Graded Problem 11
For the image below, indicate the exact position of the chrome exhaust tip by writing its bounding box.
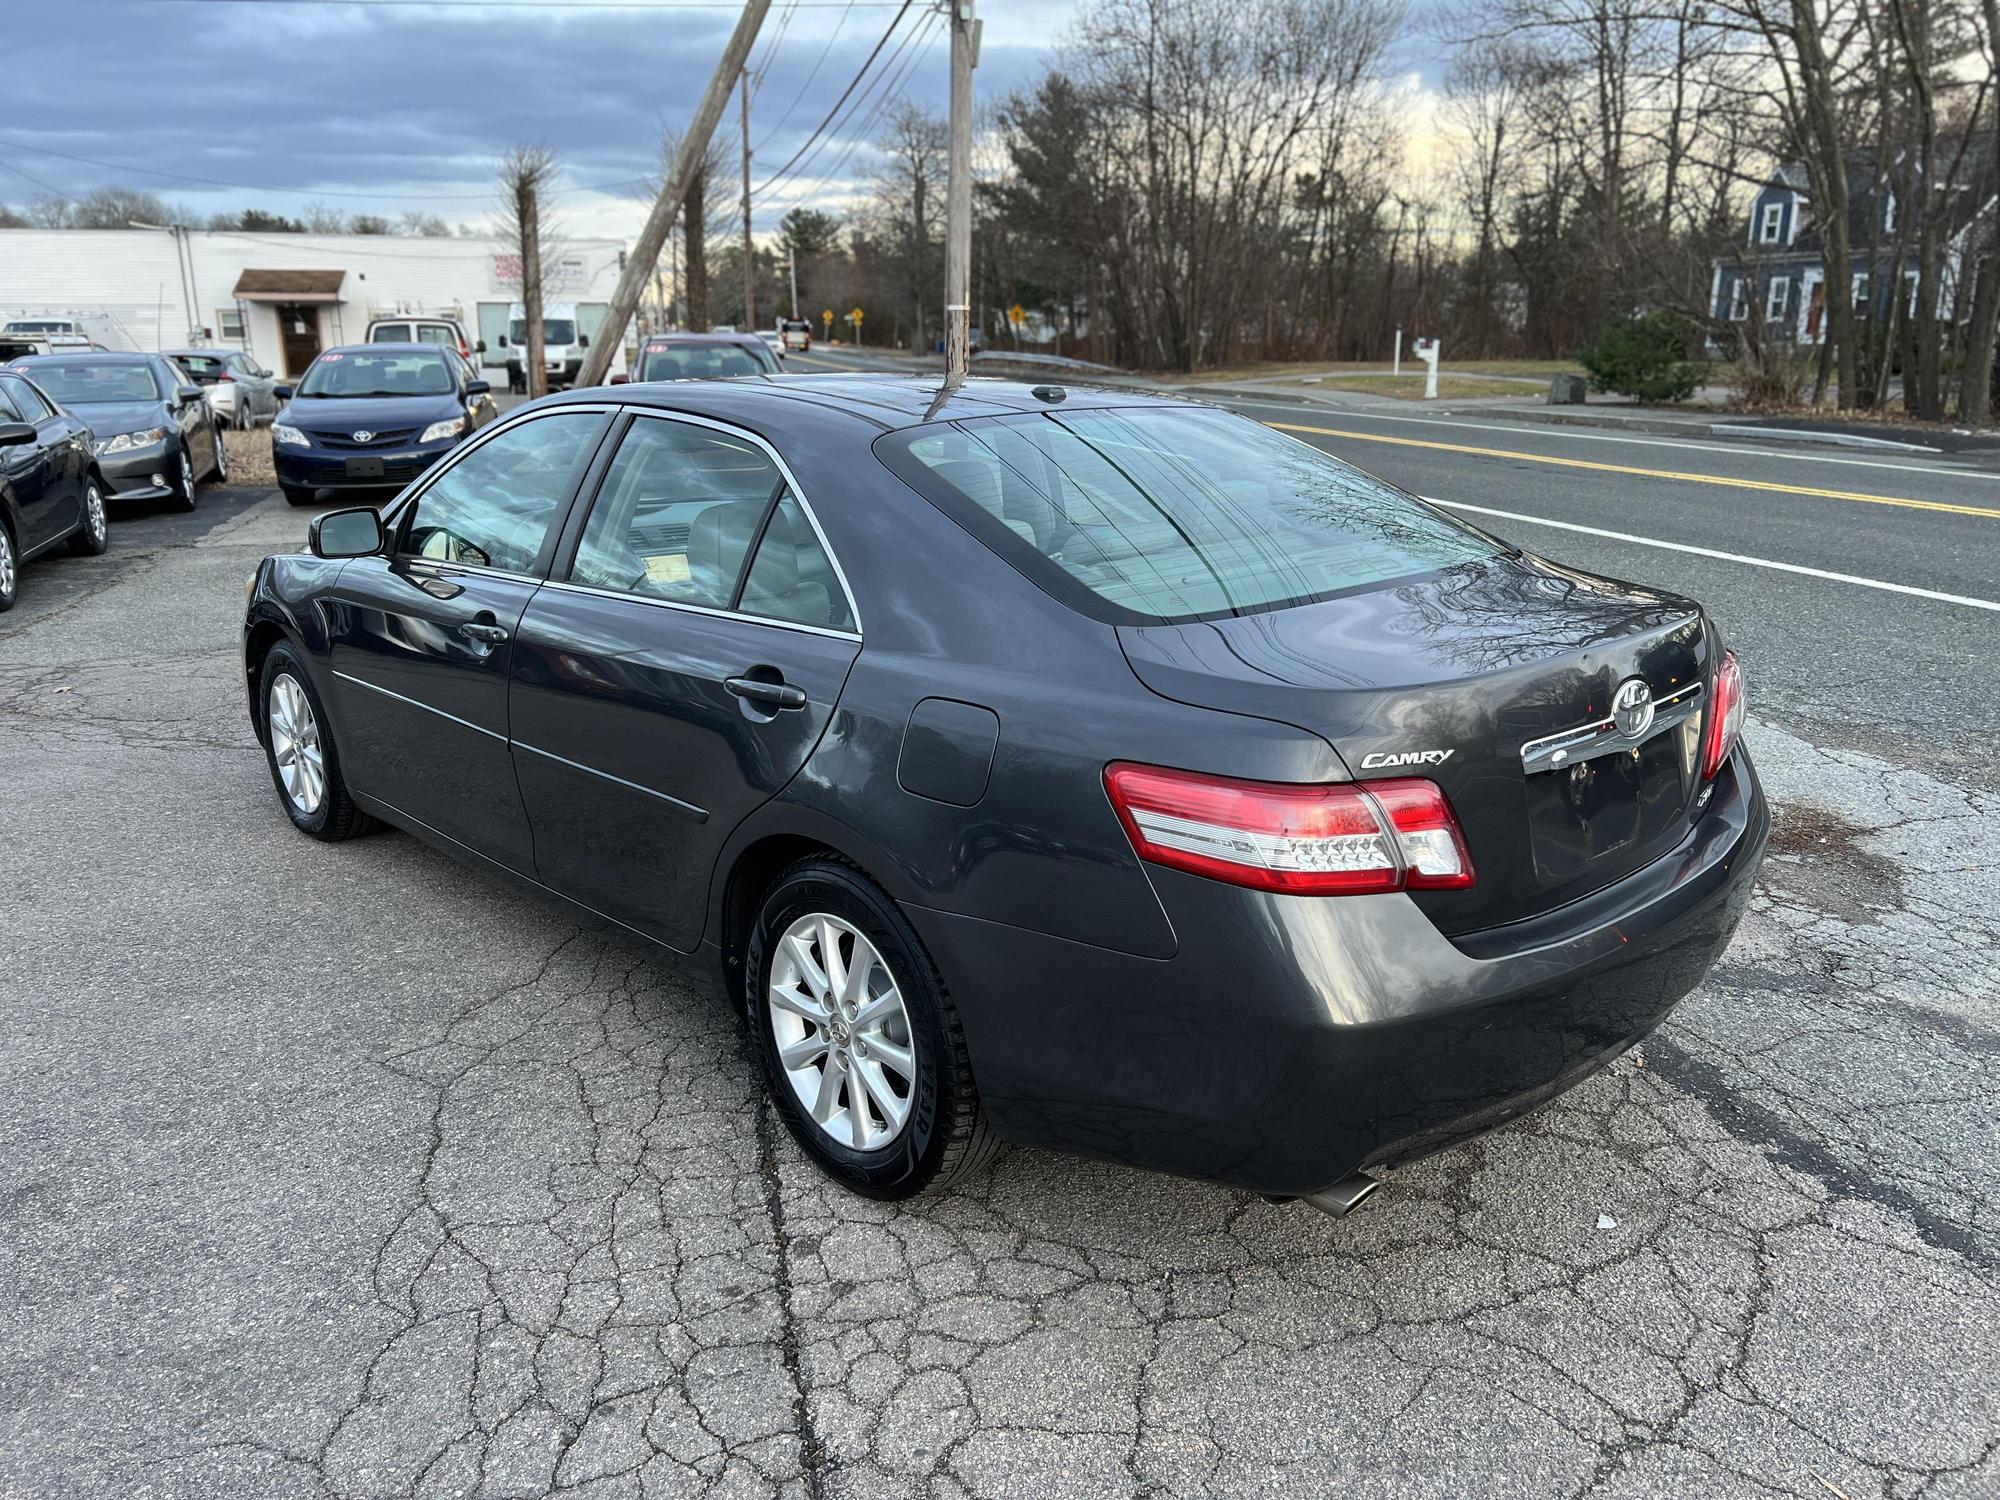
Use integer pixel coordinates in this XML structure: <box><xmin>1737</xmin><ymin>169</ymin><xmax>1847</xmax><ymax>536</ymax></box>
<box><xmin>1300</xmin><ymin>1172</ymin><xmax>1382</xmax><ymax>1218</ymax></box>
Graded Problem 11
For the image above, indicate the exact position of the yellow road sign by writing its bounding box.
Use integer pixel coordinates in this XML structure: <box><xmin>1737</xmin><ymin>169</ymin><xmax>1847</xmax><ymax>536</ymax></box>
<box><xmin>1007</xmin><ymin>303</ymin><xmax>1026</xmax><ymax>325</ymax></box>
<box><xmin>850</xmin><ymin>306</ymin><xmax>865</xmax><ymax>323</ymax></box>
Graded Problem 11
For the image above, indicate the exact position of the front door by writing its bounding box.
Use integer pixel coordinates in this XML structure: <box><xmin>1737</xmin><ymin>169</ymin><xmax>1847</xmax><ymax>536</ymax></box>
<box><xmin>0</xmin><ymin>372</ymin><xmax>86</xmax><ymax>549</ymax></box>
<box><xmin>323</xmin><ymin>407</ymin><xmax>609</xmax><ymax>870</ymax></box>
<box><xmin>509</xmin><ymin>413</ymin><xmax>861</xmax><ymax>949</ymax></box>
<box><xmin>279</xmin><ymin>304</ymin><xmax>323</xmax><ymax>377</ymax></box>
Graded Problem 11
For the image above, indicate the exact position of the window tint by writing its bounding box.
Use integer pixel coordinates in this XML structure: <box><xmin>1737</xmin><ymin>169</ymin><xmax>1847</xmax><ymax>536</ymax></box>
<box><xmin>884</xmin><ymin>406</ymin><xmax>1501</xmax><ymax>625</ymax></box>
<box><xmin>739</xmin><ymin>492</ymin><xmax>853</xmax><ymax>630</ymax></box>
<box><xmin>570</xmin><ymin>417</ymin><xmax>780</xmax><ymax>607</ymax></box>
<box><xmin>370</xmin><ymin>324</ymin><xmax>413</xmax><ymax>342</ymax></box>
<box><xmin>637</xmin><ymin>345</ymin><xmax>766</xmax><ymax>381</ymax></box>
<box><xmin>402</xmin><ymin>412</ymin><xmax>599</xmax><ymax>572</ymax></box>
<box><xmin>178</xmin><ymin>353</ymin><xmax>227</xmax><ymax>379</ymax></box>
<box><xmin>2</xmin><ymin>375</ymin><xmax>50</xmax><ymax>420</ymax></box>
<box><xmin>0</xmin><ymin>378</ymin><xmax>23</xmax><ymax>421</ymax></box>
<box><xmin>419</xmin><ymin>324</ymin><xmax>458</xmax><ymax>347</ymax></box>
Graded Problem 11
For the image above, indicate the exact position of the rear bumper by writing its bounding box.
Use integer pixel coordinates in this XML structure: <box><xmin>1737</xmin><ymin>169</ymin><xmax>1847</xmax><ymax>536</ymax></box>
<box><xmin>907</xmin><ymin>748</ymin><xmax>1769</xmax><ymax>1197</ymax></box>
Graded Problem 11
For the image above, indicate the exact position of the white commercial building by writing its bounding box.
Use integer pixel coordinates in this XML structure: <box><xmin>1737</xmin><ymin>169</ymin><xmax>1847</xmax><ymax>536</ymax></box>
<box><xmin>0</xmin><ymin>228</ymin><xmax>629</xmax><ymax>377</ymax></box>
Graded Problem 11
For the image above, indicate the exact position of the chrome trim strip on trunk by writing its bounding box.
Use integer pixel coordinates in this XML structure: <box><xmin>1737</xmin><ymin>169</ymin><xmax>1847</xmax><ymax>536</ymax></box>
<box><xmin>1518</xmin><ymin>680</ymin><xmax>1705</xmax><ymax>775</ymax></box>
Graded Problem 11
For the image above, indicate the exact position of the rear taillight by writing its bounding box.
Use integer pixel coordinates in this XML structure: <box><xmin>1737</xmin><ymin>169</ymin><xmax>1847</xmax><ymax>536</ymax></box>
<box><xmin>1103</xmin><ymin>762</ymin><xmax>1474</xmax><ymax>896</ymax></box>
<box><xmin>1700</xmin><ymin>650</ymin><xmax>1745</xmax><ymax>780</ymax></box>
<box><xmin>218</xmin><ymin>370</ymin><xmax>234</xmax><ymax>382</ymax></box>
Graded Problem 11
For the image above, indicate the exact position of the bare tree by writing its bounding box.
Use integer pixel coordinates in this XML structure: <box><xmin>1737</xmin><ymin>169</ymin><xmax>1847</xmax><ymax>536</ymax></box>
<box><xmin>494</xmin><ymin>145</ymin><xmax>561</xmax><ymax>397</ymax></box>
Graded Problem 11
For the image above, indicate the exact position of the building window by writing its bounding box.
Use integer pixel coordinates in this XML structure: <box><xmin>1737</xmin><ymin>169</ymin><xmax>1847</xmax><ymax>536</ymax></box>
<box><xmin>1759</xmin><ymin>201</ymin><xmax>1785</xmax><ymax>244</ymax></box>
<box><xmin>1906</xmin><ymin>270</ymin><xmax>1920</xmax><ymax>316</ymax></box>
<box><xmin>1728</xmin><ymin>278</ymin><xmax>1748</xmax><ymax>321</ymax></box>
<box><xmin>1884</xmin><ymin>192</ymin><xmax>1898</xmax><ymax>235</ymax></box>
<box><xmin>1852</xmin><ymin>272</ymin><xmax>1871</xmax><ymax>310</ymax></box>
<box><xmin>216</xmin><ymin>307</ymin><xmax>244</xmax><ymax>341</ymax></box>
<box><xmin>1765</xmin><ymin>276</ymin><xmax>1790</xmax><ymax>322</ymax></box>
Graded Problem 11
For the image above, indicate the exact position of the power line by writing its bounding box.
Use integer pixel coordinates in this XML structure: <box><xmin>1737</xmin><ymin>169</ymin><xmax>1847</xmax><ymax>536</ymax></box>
<box><xmin>87</xmin><ymin>0</ymin><xmax>895</xmax><ymax>9</ymax></box>
<box><xmin>750</xmin><ymin>0</ymin><xmax>914</xmax><ymax>191</ymax></box>
<box><xmin>750</xmin><ymin>0</ymin><xmax>925</xmax><ymax>205</ymax></box>
<box><xmin>752</xmin><ymin>0</ymin><xmax>855</xmax><ymax>151</ymax></box>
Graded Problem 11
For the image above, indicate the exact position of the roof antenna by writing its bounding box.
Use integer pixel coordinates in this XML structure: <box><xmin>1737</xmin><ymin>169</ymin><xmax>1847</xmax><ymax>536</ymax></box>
<box><xmin>1030</xmin><ymin>385</ymin><xmax>1066</xmax><ymax>403</ymax></box>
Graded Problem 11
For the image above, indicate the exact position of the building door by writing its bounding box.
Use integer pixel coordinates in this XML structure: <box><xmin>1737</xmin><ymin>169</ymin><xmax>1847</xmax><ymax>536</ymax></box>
<box><xmin>278</xmin><ymin>304</ymin><xmax>322</xmax><ymax>376</ymax></box>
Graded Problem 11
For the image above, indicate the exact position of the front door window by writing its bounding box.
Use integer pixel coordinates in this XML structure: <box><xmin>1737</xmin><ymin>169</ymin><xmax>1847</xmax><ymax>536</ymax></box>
<box><xmin>402</xmin><ymin>412</ymin><xmax>601</xmax><ymax>573</ymax></box>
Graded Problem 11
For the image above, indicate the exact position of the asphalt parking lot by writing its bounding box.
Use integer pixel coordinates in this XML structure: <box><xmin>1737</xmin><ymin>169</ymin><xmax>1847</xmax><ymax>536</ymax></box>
<box><xmin>2</xmin><ymin>423</ymin><xmax>1996</xmax><ymax>1497</ymax></box>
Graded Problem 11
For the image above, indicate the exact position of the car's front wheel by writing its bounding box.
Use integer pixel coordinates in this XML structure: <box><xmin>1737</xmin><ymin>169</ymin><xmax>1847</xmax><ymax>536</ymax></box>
<box><xmin>0</xmin><ymin>524</ymin><xmax>17</xmax><ymax>612</ymax></box>
<box><xmin>260</xmin><ymin>643</ymin><xmax>373</xmax><ymax>840</ymax></box>
<box><xmin>210</xmin><ymin>425</ymin><xmax>228</xmax><ymax>483</ymax></box>
<box><xmin>749</xmin><ymin>857</ymin><xmax>997</xmax><ymax>1198</ymax></box>
<box><xmin>69</xmin><ymin>481</ymin><xmax>108</xmax><ymax>555</ymax></box>
<box><xmin>281</xmin><ymin>483</ymin><xmax>318</xmax><ymax>507</ymax></box>
<box><xmin>171</xmin><ymin>445</ymin><xmax>198</xmax><ymax>511</ymax></box>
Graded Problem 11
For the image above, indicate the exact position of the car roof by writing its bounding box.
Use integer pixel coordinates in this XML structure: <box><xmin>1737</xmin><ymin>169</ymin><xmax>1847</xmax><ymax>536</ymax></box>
<box><xmin>546</xmin><ymin>373</ymin><xmax>1186</xmax><ymax>434</ymax></box>
<box><xmin>13</xmin><ymin>350</ymin><xmax>153</xmax><ymax>364</ymax></box>
<box><xmin>644</xmin><ymin>332</ymin><xmax>763</xmax><ymax>346</ymax></box>
<box><xmin>164</xmin><ymin>348</ymin><xmax>240</xmax><ymax>357</ymax></box>
<box><xmin>320</xmin><ymin>342</ymin><xmax>449</xmax><ymax>354</ymax></box>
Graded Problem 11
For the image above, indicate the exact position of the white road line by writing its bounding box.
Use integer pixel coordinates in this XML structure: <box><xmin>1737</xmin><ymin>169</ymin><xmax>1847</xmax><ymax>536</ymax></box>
<box><xmin>1424</xmin><ymin>498</ymin><xmax>2000</xmax><ymax>613</ymax></box>
<box><xmin>1209</xmin><ymin>394</ymin><xmax>2000</xmax><ymax>484</ymax></box>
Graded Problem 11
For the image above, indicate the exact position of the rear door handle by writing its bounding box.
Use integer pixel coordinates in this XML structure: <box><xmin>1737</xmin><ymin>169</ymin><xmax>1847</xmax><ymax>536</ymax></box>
<box><xmin>458</xmin><ymin>621</ymin><xmax>510</xmax><ymax>644</ymax></box>
<box><xmin>725</xmin><ymin>675</ymin><xmax>808</xmax><ymax>710</ymax></box>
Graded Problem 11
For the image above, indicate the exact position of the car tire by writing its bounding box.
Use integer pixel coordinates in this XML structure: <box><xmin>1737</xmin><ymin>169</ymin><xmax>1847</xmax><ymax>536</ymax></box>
<box><xmin>172</xmin><ymin>444</ymin><xmax>198</xmax><ymax>511</ymax></box>
<box><xmin>68</xmin><ymin>480</ymin><xmax>109</xmax><ymax>556</ymax></box>
<box><xmin>259</xmin><ymin>642</ymin><xmax>373</xmax><ymax>841</ymax></box>
<box><xmin>281</xmin><ymin>483</ymin><xmax>318</xmax><ymax>507</ymax></box>
<box><xmin>210</xmin><ymin>425</ymin><xmax>228</xmax><ymax>484</ymax></box>
<box><xmin>0</xmin><ymin>523</ymin><xmax>17</xmax><ymax>612</ymax></box>
<box><xmin>748</xmin><ymin>856</ymin><xmax>998</xmax><ymax>1199</ymax></box>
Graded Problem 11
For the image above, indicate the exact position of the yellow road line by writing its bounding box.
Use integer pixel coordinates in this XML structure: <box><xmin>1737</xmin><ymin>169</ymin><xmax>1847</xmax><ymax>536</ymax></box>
<box><xmin>1267</xmin><ymin>421</ymin><xmax>2000</xmax><ymax>520</ymax></box>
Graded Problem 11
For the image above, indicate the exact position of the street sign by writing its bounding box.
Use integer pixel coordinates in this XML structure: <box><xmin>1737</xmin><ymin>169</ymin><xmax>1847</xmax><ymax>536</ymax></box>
<box><xmin>849</xmin><ymin>306</ymin><xmax>865</xmax><ymax>325</ymax></box>
<box><xmin>1007</xmin><ymin>303</ymin><xmax>1026</xmax><ymax>326</ymax></box>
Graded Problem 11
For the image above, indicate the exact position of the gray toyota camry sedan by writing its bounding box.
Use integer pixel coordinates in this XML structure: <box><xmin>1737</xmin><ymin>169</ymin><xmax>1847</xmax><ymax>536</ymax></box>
<box><xmin>242</xmin><ymin>377</ymin><xmax>1767</xmax><ymax>1214</ymax></box>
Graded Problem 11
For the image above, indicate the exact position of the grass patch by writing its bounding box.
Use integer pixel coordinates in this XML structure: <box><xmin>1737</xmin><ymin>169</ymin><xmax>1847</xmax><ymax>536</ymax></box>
<box><xmin>1158</xmin><ymin>358</ymin><xmax>1585</xmax><ymax>385</ymax></box>
<box><xmin>1317</xmin><ymin>374</ymin><xmax>1548</xmax><ymax>401</ymax></box>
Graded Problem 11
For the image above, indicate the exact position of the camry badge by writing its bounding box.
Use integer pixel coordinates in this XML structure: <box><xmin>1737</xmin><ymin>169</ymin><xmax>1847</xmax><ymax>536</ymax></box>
<box><xmin>1360</xmin><ymin>749</ymin><xmax>1454</xmax><ymax>770</ymax></box>
<box><xmin>1612</xmin><ymin>678</ymin><xmax>1655</xmax><ymax>739</ymax></box>
<box><xmin>351</xmin><ymin>430</ymin><xmax>374</xmax><ymax>443</ymax></box>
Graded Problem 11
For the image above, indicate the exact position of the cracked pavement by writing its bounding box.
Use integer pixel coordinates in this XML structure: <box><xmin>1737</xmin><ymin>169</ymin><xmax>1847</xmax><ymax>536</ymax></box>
<box><xmin>1</xmin><ymin>489</ymin><xmax>1995</xmax><ymax>1499</ymax></box>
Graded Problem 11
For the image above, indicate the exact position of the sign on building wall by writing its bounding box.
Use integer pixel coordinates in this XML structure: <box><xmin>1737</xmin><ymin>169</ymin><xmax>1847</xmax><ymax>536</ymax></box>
<box><xmin>489</xmin><ymin>253</ymin><xmax>588</xmax><ymax>294</ymax></box>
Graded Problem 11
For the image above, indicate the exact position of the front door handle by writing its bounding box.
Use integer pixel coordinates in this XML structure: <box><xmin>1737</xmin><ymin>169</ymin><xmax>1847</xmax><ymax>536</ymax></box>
<box><xmin>458</xmin><ymin>621</ymin><xmax>509</xmax><ymax>644</ymax></box>
<box><xmin>725</xmin><ymin>675</ymin><xmax>808</xmax><ymax>710</ymax></box>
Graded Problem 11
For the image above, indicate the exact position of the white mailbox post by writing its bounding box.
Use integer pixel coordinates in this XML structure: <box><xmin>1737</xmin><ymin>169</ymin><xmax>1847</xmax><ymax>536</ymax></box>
<box><xmin>1412</xmin><ymin>336</ymin><xmax>1440</xmax><ymax>399</ymax></box>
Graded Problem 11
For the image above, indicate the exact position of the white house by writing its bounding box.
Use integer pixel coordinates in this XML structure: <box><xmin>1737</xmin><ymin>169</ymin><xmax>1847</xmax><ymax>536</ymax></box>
<box><xmin>0</xmin><ymin>228</ymin><xmax>628</xmax><ymax>377</ymax></box>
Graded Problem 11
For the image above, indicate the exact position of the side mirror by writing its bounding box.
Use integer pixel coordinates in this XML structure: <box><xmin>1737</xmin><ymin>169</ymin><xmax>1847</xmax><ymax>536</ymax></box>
<box><xmin>474</xmin><ymin>339</ymin><xmax>487</xmax><ymax>353</ymax></box>
<box><xmin>578</xmin><ymin>333</ymin><xmax>591</xmax><ymax>349</ymax></box>
<box><xmin>0</xmin><ymin>421</ymin><xmax>36</xmax><ymax>447</ymax></box>
<box><xmin>465</xmin><ymin>378</ymin><xmax>491</xmax><ymax>396</ymax></box>
<box><xmin>177</xmin><ymin>384</ymin><xmax>204</xmax><ymax>401</ymax></box>
<box><xmin>309</xmin><ymin>506</ymin><xmax>386</xmax><ymax>559</ymax></box>
<box><xmin>273</xmin><ymin>384</ymin><xmax>293</xmax><ymax>400</ymax></box>
<box><xmin>609</xmin><ymin>372</ymin><xmax>629</xmax><ymax>385</ymax></box>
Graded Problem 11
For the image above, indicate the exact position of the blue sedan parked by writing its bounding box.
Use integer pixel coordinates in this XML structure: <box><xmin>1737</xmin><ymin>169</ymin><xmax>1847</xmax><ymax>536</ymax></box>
<box><xmin>271</xmin><ymin>343</ymin><xmax>497</xmax><ymax>506</ymax></box>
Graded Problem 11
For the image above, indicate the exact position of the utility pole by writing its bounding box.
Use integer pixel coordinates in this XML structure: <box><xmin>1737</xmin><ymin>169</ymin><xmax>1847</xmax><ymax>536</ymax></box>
<box><xmin>575</xmin><ymin>0</ymin><xmax>770</xmax><ymax>387</ymax></box>
<box><xmin>741</xmin><ymin>70</ymin><xmax>755</xmax><ymax>331</ymax></box>
<box><xmin>789</xmin><ymin>243</ymin><xmax>799</xmax><ymax>320</ymax></box>
<box><xmin>943</xmin><ymin>0</ymin><xmax>977</xmax><ymax>380</ymax></box>
<box><xmin>522</xmin><ymin>195</ymin><xmax>545</xmax><ymax>398</ymax></box>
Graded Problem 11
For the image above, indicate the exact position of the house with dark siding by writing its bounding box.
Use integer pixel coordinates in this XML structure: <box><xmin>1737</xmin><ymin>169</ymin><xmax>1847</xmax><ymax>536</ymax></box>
<box><xmin>1708</xmin><ymin>151</ymin><xmax>1996</xmax><ymax>351</ymax></box>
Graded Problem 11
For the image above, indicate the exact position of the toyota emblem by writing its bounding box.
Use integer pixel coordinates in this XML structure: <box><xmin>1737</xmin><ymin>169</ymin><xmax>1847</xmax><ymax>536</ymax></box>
<box><xmin>351</xmin><ymin>430</ymin><xmax>374</xmax><ymax>443</ymax></box>
<box><xmin>1612</xmin><ymin>678</ymin><xmax>1655</xmax><ymax>739</ymax></box>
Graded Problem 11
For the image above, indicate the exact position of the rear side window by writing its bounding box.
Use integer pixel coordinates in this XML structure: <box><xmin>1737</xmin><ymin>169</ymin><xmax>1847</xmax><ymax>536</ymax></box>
<box><xmin>370</xmin><ymin>324</ymin><xmax>412</xmax><ymax>342</ymax></box>
<box><xmin>419</xmin><ymin>324</ymin><xmax>458</xmax><ymax>347</ymax></box>
<box><xmin>570</xmin><ymin>417</ymin><xmax>854</xmax><ymax>630</ymax></box>
<box><xmin>879</xmin><ymin>407</ymin><xmax>1501</xmax><ymax>624</ymax></box>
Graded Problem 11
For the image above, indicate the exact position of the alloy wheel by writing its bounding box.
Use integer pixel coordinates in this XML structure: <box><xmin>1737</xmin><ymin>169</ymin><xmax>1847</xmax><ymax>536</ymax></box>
<box><xmin>0</xmin><ymin>527</ymin><xmax>15</xmax><ymax>601</ymax></box>
<box><xmin>212</xmin><ymin>428</ymin><xmax>227</xmax><ymax>481</ymax></box>
<box><xmin>768</xmin><ymin>913</ymin><xmax>917</xmax><ymax>1151</ymax></box>
<box><xmin>267</xmin><ymin>672</ymin><xmax>326</xmax><ymax>815</ymax></box>
<box><xmin>179</xmin><ymin>449</ymin><xmax>195</xmax><ymax>499</ymax></box>
<box><xmin>84</xmin><ymin>485</ymin><xmax>106</xmax><ymax>546</ymax></box>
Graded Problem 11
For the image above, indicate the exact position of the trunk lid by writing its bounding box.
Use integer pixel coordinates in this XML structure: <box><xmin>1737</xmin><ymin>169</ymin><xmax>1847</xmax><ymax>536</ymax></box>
<box><xmin>1117</xmin><ymin>554</ymin><xmax>1716</xmax><ymax>934</ymax></box>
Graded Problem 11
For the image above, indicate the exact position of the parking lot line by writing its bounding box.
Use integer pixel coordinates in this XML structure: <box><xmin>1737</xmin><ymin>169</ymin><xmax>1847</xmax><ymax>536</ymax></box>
<box><xmin>1427</xmin><ymin>497</ymin><xmax>2000</xmax><ymax>612</ymax></box>
<box><xmin>1267</xmin><ymin>421</ymin><xmax>2000</xmax><ymax>519</ymax></box>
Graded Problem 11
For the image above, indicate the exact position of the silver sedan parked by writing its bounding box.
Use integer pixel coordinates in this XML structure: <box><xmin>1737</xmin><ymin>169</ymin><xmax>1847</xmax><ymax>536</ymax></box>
<box><xmin>166</xmin><ymin>348</ymin><xmax>281</xmax><ymax>429</ymax></box>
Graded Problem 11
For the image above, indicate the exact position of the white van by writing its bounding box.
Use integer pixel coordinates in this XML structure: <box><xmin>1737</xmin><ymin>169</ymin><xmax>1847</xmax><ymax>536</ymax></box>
<box><xmin>500</xmin><ymin>303</ymin><xmax>621</xmax><ymax>390</ymax></box>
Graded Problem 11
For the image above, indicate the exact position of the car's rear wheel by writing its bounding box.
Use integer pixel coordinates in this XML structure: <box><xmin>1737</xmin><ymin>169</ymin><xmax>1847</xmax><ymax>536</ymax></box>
<box><xmin>260</xmin><ymin>643</ymin><xmax>372</xmax><ymax>840</ymax></box>
<box><xmin>0</xmin><ymin>524</ymin><xmax>17</xmax><ymax>612</ymax></box>
<box><xmin>749</xmin><ymin>857</ymin><xmax>996</xmax><ymax>1198</ymax></box>
<box><xmin>172</xmin><ymin>446</ymin><xmax>197</xmax><ymax>511</ymax></box>
<box><xmin>68</xmin><ymin>481</ymin><xmax>108</xmax><ymax>556</ymax></box>
<box><xmin>210</xmin><ymin>426</ymin><xmax>228</xmax><ymax>483</ymax></box>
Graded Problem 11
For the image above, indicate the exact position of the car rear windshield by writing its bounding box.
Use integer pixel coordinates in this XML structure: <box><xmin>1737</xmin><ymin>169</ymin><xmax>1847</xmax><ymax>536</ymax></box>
<box><xmin>18</xmin><ymin>361</ymin><xmax>164</xmax><ymax>402</ymax></box>
<box><xmin>878</xmin><ymin>406</ymin><xmax>1503</xmax><ymax>625</ymax></box>
<box><xmin>297</xmin><ymin>349</ymin><xmax>453</xmax><ymax>397</ymax></box>
<box><xmin>638</xmin><ymin>345</ymin><xmax>766</xmax><ymax>380</ymax></box>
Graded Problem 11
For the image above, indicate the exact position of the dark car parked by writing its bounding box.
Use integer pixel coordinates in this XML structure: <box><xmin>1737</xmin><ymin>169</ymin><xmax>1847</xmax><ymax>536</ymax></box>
<box><xmin>0</xmin><ymin>367</ymin><xmax>108</xmax><ymax>611</ymax></box>
<box><xmin>240</xmin><ymin>377</ymin><xmax>1766</xmax><ymax>1213</ymax></box>
<box><xmin>7</xmin><ymin>352</ymin><xmax>225</xmax><ymax>510</ymax></box>
<box><xmin>614</xmin><ymin>332</ymin><xmax>780</xmax><ymax>385</ymax></box>
<box><xmin>270</xmin><ymin>342</ymin><xmax>496</xmax><ymax>507</ymax></box>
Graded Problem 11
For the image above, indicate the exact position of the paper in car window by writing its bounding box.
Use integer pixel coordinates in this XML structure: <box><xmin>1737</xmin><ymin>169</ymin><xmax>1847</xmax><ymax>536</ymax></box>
<box><xmin>643</xmin><ymin>553</ymin><xmax>691</xmax><ymax>585</ymax></box>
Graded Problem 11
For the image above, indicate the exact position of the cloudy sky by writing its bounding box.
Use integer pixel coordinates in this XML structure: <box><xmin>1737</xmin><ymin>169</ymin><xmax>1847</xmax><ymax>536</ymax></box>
<box><xmin>6</xmin><ymin>0</ymin><xmax>1446</xmax><ymax>242</ymax></box>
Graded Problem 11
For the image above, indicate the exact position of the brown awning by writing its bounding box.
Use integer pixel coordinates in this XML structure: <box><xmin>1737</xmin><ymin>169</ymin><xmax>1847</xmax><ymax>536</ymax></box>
<box><xmin>231</xmin><ymin>268</ymin><xmax>346</xmax><ymax>303</ymax></box>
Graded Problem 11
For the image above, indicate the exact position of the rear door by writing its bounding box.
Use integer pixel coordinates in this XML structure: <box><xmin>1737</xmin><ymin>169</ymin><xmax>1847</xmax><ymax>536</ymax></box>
<box><xmin>0</xmin><ymin>373</ymin><xmax>85</xmax><ymax>549</ymax></box>
<box><xmin>509</xmin><ymin>411</ymin><xmax>861</xmax><ymax>949</ymax></box>
<box><xmin>323</xmin><ymin>407</ymin><xmax>610</xmax><ymax>871</ymax></box>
